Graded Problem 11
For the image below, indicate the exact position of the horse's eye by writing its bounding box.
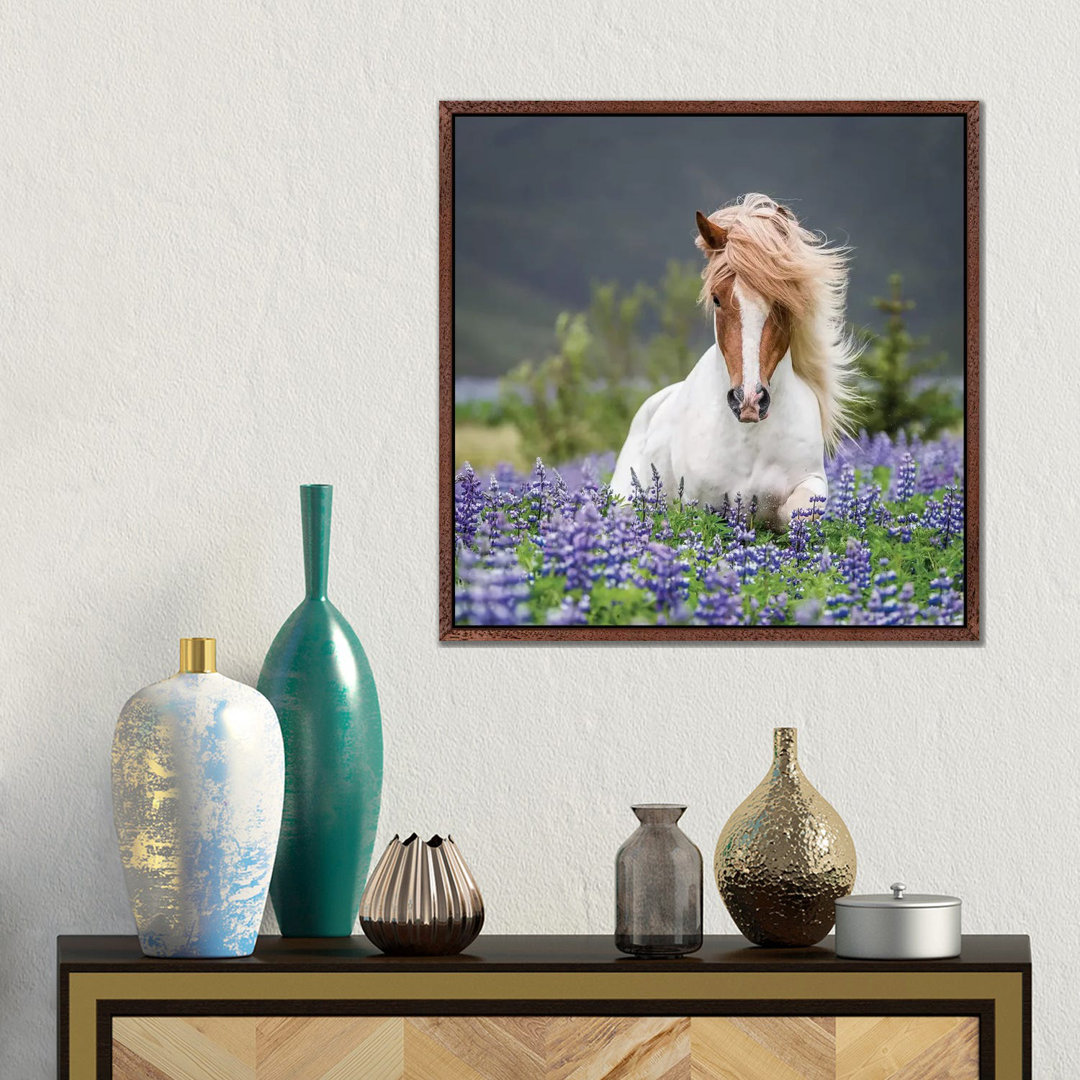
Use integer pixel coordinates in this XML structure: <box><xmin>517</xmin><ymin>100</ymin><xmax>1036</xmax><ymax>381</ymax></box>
<box><xmin>712</xmin><ymin>295</ymin><xmax>720</xmax><ymax>307</ymax></box>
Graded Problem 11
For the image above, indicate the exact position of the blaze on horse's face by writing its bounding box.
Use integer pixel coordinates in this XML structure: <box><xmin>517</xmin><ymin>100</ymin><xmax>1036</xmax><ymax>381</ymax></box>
<box><xmin>696</xmin><ymin>212</ymin><xmax>793</xmax><ymax>424</ymax></box>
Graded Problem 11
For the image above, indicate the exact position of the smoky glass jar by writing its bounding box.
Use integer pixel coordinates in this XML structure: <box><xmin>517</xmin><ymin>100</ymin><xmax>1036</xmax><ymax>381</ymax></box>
<box><xmin>615</xmin><ymin>804</ymin><xmax>703</xmax><ymax>958</ymax></box>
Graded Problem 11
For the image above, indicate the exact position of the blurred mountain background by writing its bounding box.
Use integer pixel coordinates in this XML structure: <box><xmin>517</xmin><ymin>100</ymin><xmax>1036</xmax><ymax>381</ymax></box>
<box><xmin>453</xmin><ymin>114</ymin><xmax>965</xmax><ymax>380</ymax></box>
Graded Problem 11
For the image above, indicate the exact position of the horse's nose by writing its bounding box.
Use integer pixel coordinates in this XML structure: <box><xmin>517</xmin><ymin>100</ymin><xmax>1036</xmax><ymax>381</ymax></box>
<box><xmin>732</xmin><ymin>384</ymin><xmax>768</xmax><ymax>423</ymax></box>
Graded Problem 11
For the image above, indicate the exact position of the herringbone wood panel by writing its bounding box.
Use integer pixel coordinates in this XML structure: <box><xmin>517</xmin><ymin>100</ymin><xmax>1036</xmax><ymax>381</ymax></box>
<box><xmin>402</xmin><ymin>1022</ymin><xmax>484</xmax><ymax>1080</ymax></box>
<box><xmin>891</xmin><ymin>1022</ymin><xmax>979</xmax><ymax>1079</ymax></box>
<box><xmin>256</xmin><ymin>1016</ymin><xmax>402</xmax><ymax>1080</ymax></box>
<box><xmin>406</xmin><ymin>1016</ymin><xmax>546</xmax><ymax>1080</ymax></box>
<box><xmin>113</xmin><ymin>1013</ymin><xmax>977</xmax><ymax>1079</ymax></box>
<box><xmin>727</xmin><ymin>1017</ymin><xmax>835</xmax><ymax>1080</ymax></box>
<box><xmin>548</xmin><ymin>1016</ymin><xmax>689</xmax><ymax>1080</ymax></box>
<box><xmin>836</xmin><ymin>1017</ymin><xmax>979</xmax><ymax>1080</ymax></box>
<box><xmin>692</xmin><ymin>1016</ymin><xmax>822</xmax><ymax>1080</ymax></box>
<box><xmin>113</xmin><ymin>1016</ymin><xmax>256</xmax><ymax>1080</ymax></box>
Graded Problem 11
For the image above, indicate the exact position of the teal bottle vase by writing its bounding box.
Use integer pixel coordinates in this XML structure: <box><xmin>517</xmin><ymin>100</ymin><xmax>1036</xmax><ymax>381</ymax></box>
<box><xmin>258</xmin><ymin>484</ymin><xmax>383</xmax><ymax>936</ymax></box>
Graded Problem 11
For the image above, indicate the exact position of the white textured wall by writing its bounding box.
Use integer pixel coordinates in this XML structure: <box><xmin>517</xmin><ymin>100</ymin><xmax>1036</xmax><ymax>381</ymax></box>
<box><xmin>1</xmin><ymin>0</ymin><xmax>1076</xmax><ymax>1075</ymax></box>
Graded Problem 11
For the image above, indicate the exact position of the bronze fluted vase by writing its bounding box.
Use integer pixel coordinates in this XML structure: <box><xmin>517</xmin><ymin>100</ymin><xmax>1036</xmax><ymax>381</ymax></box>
<box><xmin>715</xmin><ymin>728</ymin><xmax>856</xmax><ymax>947</ymax></box>
<box><xmin>358</xmin><ymin>834</ymin><xmax>484</xmax><ymax>956</ymax></box>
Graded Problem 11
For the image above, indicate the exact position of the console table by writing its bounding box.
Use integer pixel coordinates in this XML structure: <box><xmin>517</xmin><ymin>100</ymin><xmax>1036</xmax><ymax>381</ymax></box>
<box><xmin>58</xmin><ymin>934</ymin><xmax>1031</xmax><ymax>1079</ymax></box>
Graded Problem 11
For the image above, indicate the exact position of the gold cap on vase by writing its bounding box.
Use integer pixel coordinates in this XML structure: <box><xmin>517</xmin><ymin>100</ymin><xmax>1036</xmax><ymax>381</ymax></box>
<box><xmin>179</xmin><ymin>638</ymin><xmax>216</xmax><ymax>674</ymax></box>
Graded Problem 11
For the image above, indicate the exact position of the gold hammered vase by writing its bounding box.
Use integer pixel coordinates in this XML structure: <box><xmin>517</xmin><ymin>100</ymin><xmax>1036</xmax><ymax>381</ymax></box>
<box><xmin>715</xmin><ymin>728</ymin><xmax>856</xmax><ymax>947</ymax></box>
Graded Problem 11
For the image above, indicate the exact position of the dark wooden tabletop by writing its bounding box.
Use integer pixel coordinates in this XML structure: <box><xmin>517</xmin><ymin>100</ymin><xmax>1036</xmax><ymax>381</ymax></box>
<box><xmin>57</xmin><ymin>934</ymin><xmax>1031</xmax><ymax>973</ymax></box>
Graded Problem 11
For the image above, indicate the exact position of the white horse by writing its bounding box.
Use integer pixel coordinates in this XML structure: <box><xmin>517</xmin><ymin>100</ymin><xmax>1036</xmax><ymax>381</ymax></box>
<box><xmin>612</xmin><ymin>194</ymin><xmax>859</xmax><ymax>530</ymax></box>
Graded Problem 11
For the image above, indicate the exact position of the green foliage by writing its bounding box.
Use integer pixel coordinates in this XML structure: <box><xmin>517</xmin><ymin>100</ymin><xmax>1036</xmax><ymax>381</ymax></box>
<box><xmin>498</xmin><ymin>312</ymin><xmax>598</xmax><ymax>464</ymax></box>
<box><xmin>855</xmin><ymin>274</ymin><xmax>963</xmax><ymax>438</ymax></box>
<box><xmin>498</xmin><ymin>262</ymin><xmax>705</xmax><ymax>461</ymax></box>
<box><xmin>645</xmin><ymin>260</ymin><xmax>704</xmax><ymax>388</ymax></box>
<box><xmin>454</xmin><ymin>398</ymin><xmax>510</xmax><ymax>427</ymax></box>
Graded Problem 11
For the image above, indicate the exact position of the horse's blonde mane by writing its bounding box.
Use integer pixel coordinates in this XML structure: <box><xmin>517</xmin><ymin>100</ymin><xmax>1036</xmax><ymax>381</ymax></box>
<box><xmin>696</xmin><ymin>193</ymin><xmax>861</xmax><ymax>449</ymax></box>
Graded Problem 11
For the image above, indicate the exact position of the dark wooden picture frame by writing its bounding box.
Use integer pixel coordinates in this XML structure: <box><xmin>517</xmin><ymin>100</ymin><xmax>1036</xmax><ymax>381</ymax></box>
<box><xmin>439</xmin><ymin>100</ymin><xmax>980</xmax><ymax>642</ymax></box>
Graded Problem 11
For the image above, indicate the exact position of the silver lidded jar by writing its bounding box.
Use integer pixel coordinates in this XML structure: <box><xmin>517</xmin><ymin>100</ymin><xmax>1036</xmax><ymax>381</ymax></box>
<box><xmin>615</xmin><ymin>804</ymin><xmax>703</xmax><ymax>958</ymax></box>
<box><xmin>835</xmin><ymin>882</ymin><xmax>961</xmax><ymax>959</ymax></box>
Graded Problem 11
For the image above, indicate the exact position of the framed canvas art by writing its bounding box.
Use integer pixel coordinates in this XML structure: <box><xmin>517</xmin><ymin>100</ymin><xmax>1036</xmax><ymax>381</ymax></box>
<box><xmin>440</xmin><ymin>101</ymin><xmax>979</xmax><ymax>641</ymax></box>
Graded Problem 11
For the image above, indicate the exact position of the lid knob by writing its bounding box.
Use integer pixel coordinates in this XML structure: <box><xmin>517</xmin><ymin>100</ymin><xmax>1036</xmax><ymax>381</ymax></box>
<box><xmin>890</xmin><ymin>882</ymin><xmax>907</xmax><ymax>900</ymax></box>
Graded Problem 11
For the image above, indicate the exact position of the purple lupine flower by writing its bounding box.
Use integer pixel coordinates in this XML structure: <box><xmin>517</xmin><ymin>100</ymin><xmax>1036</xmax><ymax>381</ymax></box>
<box><xmin>483</xmin><ymin>474</ymin><xmax>507</xmax><ymax>518</ymax></box>
<box><xmin>634</xmin><ymin>541</ymin><xmax>690</xmax><ymax>622</ymax></box>
<box><xmin>861</xmin><ymin>569</ymin><xmax>920</xmax><ymax>625</ymax></box>
<box><xmin>921</xmin><ymin>484</ymin><xmax>964</xmax><ymax>548</ymax></box>
<box><xmin>678</xmin><ymin>529</ymin><xmax>714</xmax><ymax>582</ymax></box>
<box><xmin>455</xmin><ymin>548</ymin><xmax>531</xmax><ymax>625</ymax></box>
<box><xmin>758</xmin><ymin>542</ymin><xmax>783</xmax><ymax>573</ymax></box>
<box><xmin>553</xmin><ymin>452</ymin><xmax>616</xmax><ymax>494</ymax></box>
<box><xmin>542</xmin><ymin>501</ymin><xmax>604</xmax><ymax>592</ymax></box>
<box><xmin>549</xmin><ymin>470</ymin><xmax>571</xmax><ymax>517</ymax></box>
<box><xmin>726</xmin><ymin>523</ymin><xmax>760</xmax><ymax>587</ymax></box>
<box><xmin>653</xmin><ymin>520</ymin><xmax>677</xmax><ymax>544</ymax></box>
<box><xmin>914</xmin><ymin>435</ymin><xmax>963</xmax><ymax>494</ymax></box>
<box><xmin>694</xmin><ymin>565</ymin><xmax>742</xmax><ymax>625</ymax></box>
<box><xmin>757</xmin><ymin>593</ymin><xmax>790</xmax><ymax>626</ymax></box>
<box><xmin>839</xmin><ymin>538</ymin><xmax>872</xmax><ymax>592</ymax></box>
<box><xmin>525</xmin><ymin>458</ymin><xmax>553</xmax><ymax>531</ymax></box>
<box><xmin>887</xmin><ymin>512</ymin><xmax>920</xmax><ymax>543</ymax></box>
<box><xmin>941</xmin><ymin>485</ymin><xmax>964</xmax><ymax>547</ymax></box>
<box><xmin>600</xmin><ymin>505</ymin><xmax>652</xmax><ymax>587</ymax></box>
<box><xmin>894</xmin><ymin>452</ymin><xmax>918</xmax><ymax>501</ymax></box>
<box><xmin>647</xmin><ymin>464</ymin><xmax>667</xmax><ymax>516</ymax></box>
<box><xmin>821</xmin><ymin>589</ymin><xmax>859</xmax><ymax>623</ymax></box>
<box><xmin>787</xmin><ymin>509</ymin><xmax>814</xmax><ymax>563</ymax></box>
<box><xmin>488</xmin><ymin>510</ymin><xmax>520</xmax><ymax>552</ymax></box>
<box><xmin>719</xmin><ymin>492</ymin><xmax>754</xmax><ymax>529</ymax></box>
<box><xmin>595</xmin><ymin>481</ymin><xmax>616</xmax><ymax>517</ymax></box>
<box><xmin>488</xmin><ymin>461</ymin><xmax>521</xmax><ymax>487</ymax></box>
<box><xmin>472</xmin><ymin>520</ymin><xmax>492</xmax><ymax>557</ymax></box>
<box><xmin>547</xmin><ymin>594</ymin><xmax>591</xmax><ymax>625</ymax></box>
<box><xmin>454</xmin><ymin>463</ymin><xmax>483</xmax><ymax>547</ymax></box>
<box><xmin>842</xmin><ymin>481</ymin><xmax>883</xmax><ymax>530</ymax></box>
<box><xmin>922</xmin><ymin>571</ymin><xmax>964</xmax><ymax>624</ymax></box>
<box><xmin>828</xmin><ymin>431</ymin><xmax>961</xmax><ymax>497</ymax></box>
<box><xmin>628</xmin><ymin>467</ymin><xmax>647</xmax><ymax>523</ymax></box>
<box><xmin>829</xmin><ymin>465</ymin><xmax>857</xmax><ymax>521</ymax></box>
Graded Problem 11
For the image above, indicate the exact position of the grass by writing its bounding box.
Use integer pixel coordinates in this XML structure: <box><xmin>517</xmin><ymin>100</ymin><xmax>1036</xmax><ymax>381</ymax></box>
<box><xmin>454</xmin><ymin>423</ymin><xmax>530</xmax><ymax>473</ymax></box>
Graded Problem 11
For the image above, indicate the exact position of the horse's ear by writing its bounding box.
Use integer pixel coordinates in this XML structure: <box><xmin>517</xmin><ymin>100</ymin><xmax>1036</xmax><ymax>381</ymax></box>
<box><xmin>695</xmin><ymin>211</ymin><xmax>728</xmax><ymax>253</ymax></box>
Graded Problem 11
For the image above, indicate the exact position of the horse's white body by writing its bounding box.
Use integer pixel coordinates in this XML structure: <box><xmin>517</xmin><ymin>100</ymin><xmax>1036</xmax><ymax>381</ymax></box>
<box><xmin>611</xmin><ymin>344</ymin><xmax>827</xmax><ymax>529</ymax></box>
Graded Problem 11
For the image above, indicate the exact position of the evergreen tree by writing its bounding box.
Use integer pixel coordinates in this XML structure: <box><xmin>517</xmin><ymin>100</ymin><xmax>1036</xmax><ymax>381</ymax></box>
<box><xmin>856</xmin><ymin>274</ymin><xmax>962</xmax><ymax>438</ymax></box>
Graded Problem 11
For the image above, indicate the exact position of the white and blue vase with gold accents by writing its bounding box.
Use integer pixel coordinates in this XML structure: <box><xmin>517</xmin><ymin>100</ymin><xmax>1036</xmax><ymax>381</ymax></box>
<box><xmin>112</xmin><ymin>638</ymin><xmax>285</xmax><ymax>958</ymax></box>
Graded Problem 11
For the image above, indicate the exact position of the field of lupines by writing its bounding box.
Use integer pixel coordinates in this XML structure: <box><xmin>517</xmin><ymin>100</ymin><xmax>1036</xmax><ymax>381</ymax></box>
<box><xmin>454</xmin><ymin>431</ymin><xmax>964</xmax><ymax>627</ymax></box>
